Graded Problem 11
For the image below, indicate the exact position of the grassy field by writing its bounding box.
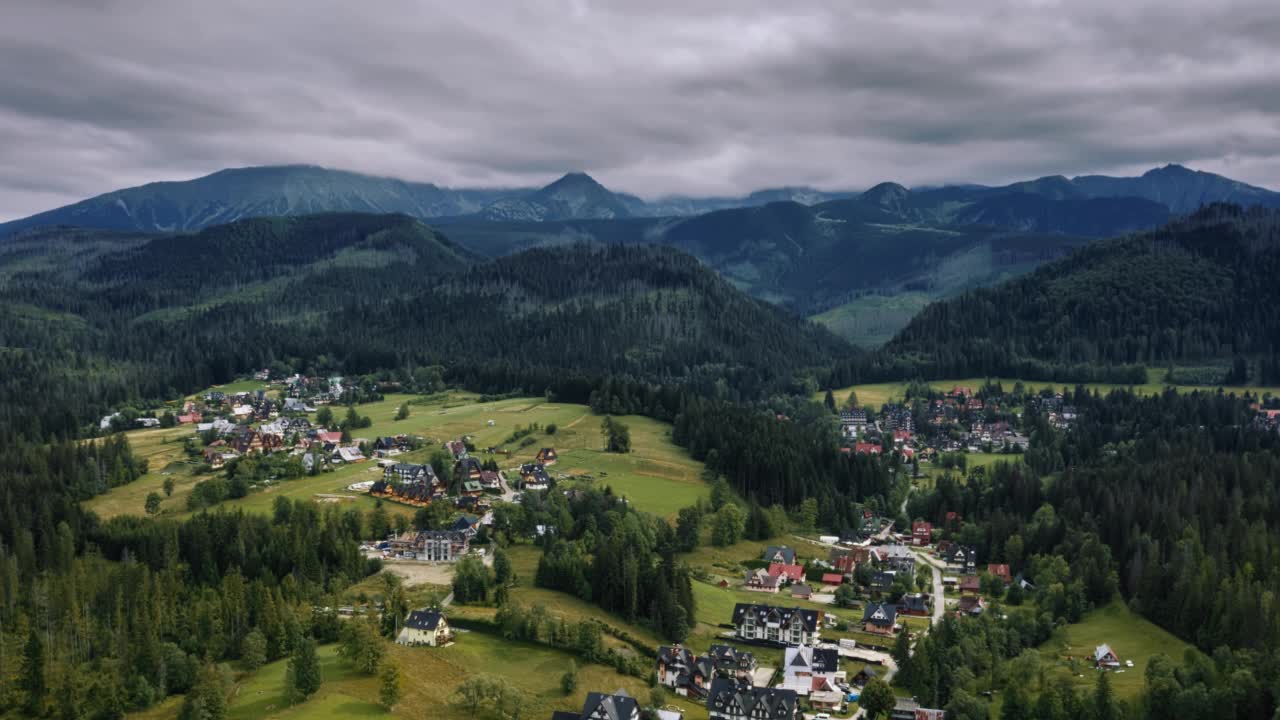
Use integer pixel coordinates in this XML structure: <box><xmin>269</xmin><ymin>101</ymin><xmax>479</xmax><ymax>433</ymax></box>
<box><xmin>810</xmin><ymin>293</ymin><xmax>934</xmax><ymax>348</ymax></box>
<box><xmin>1037</xmin><ymin>599</ymin><xmax>1198</xmax><ymax>700</ymax></box>
<box><xmin>130</xmin><ymin>630</ymin><xmax>708</xmax><ymax>720</ymax></box>
<box><xmin>820</xmin><ymin>375</ymin><xmax>1280</xmax><ymax>409</ymax></box>
<box><xmin>90</xmin><ymin>391</ymin><xmax>707</xmax><ymax>522</ymax></box>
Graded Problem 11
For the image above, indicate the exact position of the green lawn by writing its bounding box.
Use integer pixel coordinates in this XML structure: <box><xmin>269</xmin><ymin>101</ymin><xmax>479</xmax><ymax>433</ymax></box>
<box><xmin>1037</xmin><ymin>599</ymin><xmax>1199</xmax><ymax>699</ymax></box>
<box><xmin>91</xmin><ymin>391</ymin><xmax>707</xmax><ymax>522</ymax></box>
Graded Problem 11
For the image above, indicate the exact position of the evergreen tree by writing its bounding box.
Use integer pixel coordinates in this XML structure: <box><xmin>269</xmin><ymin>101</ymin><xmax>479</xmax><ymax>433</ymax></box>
<box><xmin>560</xmin><ymin>660</ymin><xmax>578</xmax><ymax>694</ymax></box>
<box><xmin>861</xmin><ymin>678</ymin><xmax>896</xmax><ymax>719</ymax></box>
<box><xmin>1092</xmin><ymin>670</ymin><xmax>1117</xmax><ymax>720</ymax></box>
<box><xmin>241</xmin><ymin>629</ymin><xmax>267</xmax><ymax>671</ymax></box>
<box><xmin>824</xmin><ymin>389</ymin><xmax>837</xmax><ymax>413</ymax></box>
<box><xmin>285</xmin><ymin>638</ymin><xmax>322</xmax><ymax>704</ymax></box>
<box><xmin>22</xmin><ymin>629</ymin><xmax>45</xmax><ymax>715</ymax></box>
<box><xmin>711</xmin><ymin>504</ymin><xmax>745</xmax><ymax>547</ymax></box>
<box><xmin>892</xmin><ymin>630</ymin><xmax>913</xmax><ymax>689</ymax></box>
<box><xmin>493</xmin><ymin>547</ymin><xmax>513</xmax><ymax>585</ymax></box>
<box><xmin>379</xmin><ymin>660</ymin><xmax>402</xmax><ymax>711</ymax></box>
<box><xmin>675</xmin><ymin>506</ymin><xmax>703</xmax><ymax>551</ymax></box>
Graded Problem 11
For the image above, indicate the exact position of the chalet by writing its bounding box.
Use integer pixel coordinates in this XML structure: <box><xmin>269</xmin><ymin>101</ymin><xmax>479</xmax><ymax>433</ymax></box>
<box><xmin>942</xmin><ymin>544</ymin><xmax>977</xmax><ymax>574</ymax></box>
<box><xmin>203</xmin><ymin>447</ymin><xmax>239</xmax><ymax>469</ymax></box>
<box><xmin>957</xmin><ymin>595</ymin><xmax>985</xmax><ymax>616</ymax></box>
<box><xmin>395</xmin><ymin>610</ymin><xmax>452</xmax><ymax>647</ymax></box>
<box><xmin>373</xmin><ymin>436</ymin><xmax>402</xmax><ymax>453</ymax></box>
<box><xmin>1094</xmin><ymin>644</ymin><xmax>1121</xmax><ymax>669</ymax></box>
<box><xmin>707</xmin><ymin>645</ymin><xmax>757</xmax><ymax>679</ymax></box>
<box><xmin>870</xmin><ymin>571</ymin><xmax>897</xmax><ymax>593</ymax></box>
<box><xmin>861</xmin><ymin>603</ymin><xmax>897</xmax><ymax>635</ymax></box>
<box><xmin>762</xmin><ymin>546</ymin><xmax>797</xmax><ymax>565</ymax></box>
<box><xmin>384</xmin><ymin>463</ymin><xmax>436</xmax><ymax>486</ymax></box>
<box><xmin>479</xmin><ymin>470</ymin><xmax>502</xmax><ymax>490</ymax></box>
<box><xmin>282</xmin><ymin>397</ymin><xmax>314</xmax><ymax>413</ymax></box>
<box><xmin>731</xmin><ymin>603</ymin><xmax>822</xmax><ymax>646</ymax></box>
<box><xmin>820</xmin><ymin>573</ymin><xmax>844</xmax><ymax>586</ymax></box>
<box><xmin>461</xmin><ymin>480</ymin><xmax>484</xmax><ymax>497</ymax></box>
<box><xmin>230</xmin><ymin>429</ymin><xmax>263</xmax><ymax>455</ymax></box>
<box><xmin>911</xmin><ymin>521</ymin><xmax>933</xmax><ymax>546</ymax></box>
<box><xmin>831</xmin><ymin>546</ymin><xmax>871</xmax><ymax>574</ymax></box>
<box><xmin>450</xmin><ymin>514</ymin><xmax>482</xmax><ymax>537</ymax></box>
<box><xmin>789</xmin><ymin>584</ymin><xmax>813</xmax><ymax>600</ymax></box>
<box><xmin>897</xmin><ymin>593</ymin><xmax>930</xmax><ymax>616</ymax></box>
<box><xmin>874</xmin><ymin>545</ymin><xmax>916</xmax><ymax>574</ymax></box>
<box><xmin>891</xmin><ymin>698</ymin><xmax>945</xmax><ymax>720</ymax></box>
<box><xmin>456</xmin><ymin>457</ymin><xmax>484</xmax><ymax>483</ymax></box>
<box><xmin>781</xmin><ymin>646</ymin><xmax>841</xmax><ymax>695</ymax></box>
<box><xmin>767</xmin><ymin>563</ymin><xmax>804</xmax><ymax>584</ymax></box>
<box><xmin>744</xmin><ymin>568</ymin><xmax>783</xmax><ymax>593</ymax></box>
<box><xmin>333</xmin><ymin>446</ymin><xmax>366</xmax><ymax>463</ymax></box>
<box><xmin>315</xmin><ymin>430</ymin><xmax>343</xmax><ymax>444</ymax></box>
<box><xmin>706</xmin><ymin>678</ymin><xmax>798</xmax><ymax>720</ymax></box>
<box><xmin>987</xmin><ymin>564</ymin><xmax>1012</xmax><ymax>584</ymax></box>
<box><xmin>551</xmin><ymin>690</ymin><xmax>641</xmax><ymax>720</ymax></box>
<box><xmin>445</xmin><ymin>440</ymin><xmax>468</xmax><ymax>459</ymax></box>
<box><xmin>959</xmin><ymin>575</ymin><xmax>981</xmax><ymax>593</ymax></box>
<box><xmin>520</xmin><ymin>463</ymin><xmax>551</xmax><ymax>490</ymax></box>
<box><xmin>536</xmin><ymin>447</ymin><xmax>558</xmax><ymax>465</ymax></box>
<box><xmin>177</xmin><ymin>411</ymin><xmax>202</xmax><ymax>425</ymax></box>
<box><xmin>656</xmin><ymin>645</ymin><xmax>714</xmax><ymax>698</ymax></box>
<box><xmin>807</xmin><ymin>676</ymin><xmax>844</xmax><ymax>711</ymax></box>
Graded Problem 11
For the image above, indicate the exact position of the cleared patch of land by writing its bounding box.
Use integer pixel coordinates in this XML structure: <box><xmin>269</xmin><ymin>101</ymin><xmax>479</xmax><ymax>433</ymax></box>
<box><xmin>810</xmin><ymin>293</ymin><xmax>933</xmax><ymax>348</ymax></box>
<box><xmin>1037</xmin><ymin>599</ymin><xmax>1199</xmax><ymax>699</ymax></box>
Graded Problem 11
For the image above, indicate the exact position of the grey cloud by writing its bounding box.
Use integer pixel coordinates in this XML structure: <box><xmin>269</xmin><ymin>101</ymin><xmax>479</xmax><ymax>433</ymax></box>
<box><xmin>1</xmin><ymin>0</ymin><xmax>1279</xmax><ymax>219</ymax></box>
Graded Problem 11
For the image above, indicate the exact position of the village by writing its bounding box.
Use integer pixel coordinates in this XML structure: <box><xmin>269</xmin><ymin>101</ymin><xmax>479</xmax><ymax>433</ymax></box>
<box><xmin>88</xmin><ymin>373</ymin><xmax>1198</xmax><ymax>720</ymax></box>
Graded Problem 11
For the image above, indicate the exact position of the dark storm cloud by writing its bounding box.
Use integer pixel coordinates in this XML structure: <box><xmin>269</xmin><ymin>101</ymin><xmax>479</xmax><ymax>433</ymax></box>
<box><xmin>2</xmin><ymin>0</ymin><xmax>1279</xmax><ymax>219</ymax></box>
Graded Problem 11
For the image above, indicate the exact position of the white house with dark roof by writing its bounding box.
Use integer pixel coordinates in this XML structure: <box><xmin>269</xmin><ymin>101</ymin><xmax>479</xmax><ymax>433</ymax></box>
<box><xmin>395</xmin><ymin>609</ymin><xmax>452</xmax><ymax>647</ymax></box>
<box><xmin>731</xmin><ymin>603</ymin><xmax>822</xmax><ymax>646</ymax></box>
<box><xmin>551</xmin><ymin>690</ymin><xmax>641</xmax><ymax>720</ymax></box>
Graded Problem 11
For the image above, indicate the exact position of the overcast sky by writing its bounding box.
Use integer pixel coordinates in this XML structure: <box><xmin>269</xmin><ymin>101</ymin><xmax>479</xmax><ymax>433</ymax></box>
<box><xmin>2</xmin><ymin>0</ymin><xmax>1279</xmax><ymax>220</ymax></box>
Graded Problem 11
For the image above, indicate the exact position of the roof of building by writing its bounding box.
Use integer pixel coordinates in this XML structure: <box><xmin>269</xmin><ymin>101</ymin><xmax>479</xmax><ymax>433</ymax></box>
<box><xmin>732</xmin><ymin>603</ymin><xmax>821</xmax><ymax>632</ymax></box>
<box><xmin>706</xmin><ymin>678</ymin><xmax>797</xmax><ymax>720</ymax></box>
<box><xmin>862</xmin><ymin>602</ymin><xmax>897</xmax><ymax>627</ymax></box>
<box><xmin>404</xmin><ymin>610</ymin><xmax>444</xmax><ymax>631</ymax></box>
<box><xmin>580</xmin><ymin>691</ymin><xmax>639</xmax><ymax>720</ymax></box>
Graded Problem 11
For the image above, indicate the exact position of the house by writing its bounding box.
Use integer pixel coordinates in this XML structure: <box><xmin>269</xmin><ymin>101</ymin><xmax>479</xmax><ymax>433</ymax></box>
<box><xmin>333</xmin><ymin>446</ymin><xmax>366</xmax><ymax>463</ymax></box>
<box><xmin>891</xmin><ymin>697</ymin><xmax>946</xmax><ymax>720</ymax></box>
<box><xmin>820</xmin><ymin>573</ymin><xmax>844</xmax><ymax>586</ymax></box>
<box><xmin>808</xmin><ymin>676</ymin><xmax>844</xmax><ymax>711</ymax></box>
<box><xmin>1094</xmin><ymin>644</ymin><xmax>1121</xmax><ymax>669</ymax></box>
<box><xmin>418</xmin><ymin>531</ymin><xmax>470</xmax><ymax>561</ymax></box>
<box><xmin>315</xmin><ymin>429</ymin><xmax>343</xmax><ymax>444</ymax></box>
<box><xmin>384</xmin><ymin>463</ymin><xmax>436</xmax><ymax>485</ymax></box>
<box><xmin>897</xmin><ymin>593</ymin><xmax>930</xmax><ymax>616</ymax></box>
<box><xmin>552</xmin><ymin>690</ymin><xmax>641</xmax><ymax>720</ymax></box>
<box><xmin>462</xmin><ymin>480</ymin><xmax>484</xmax><ymax>496</ymax></box>
<box><xmin>456</xmin><ymin>457</ymin><xmax>484</xmax><ymax>482</ymax></box>
<box><xmin>957</xmin><ymin>596</ymin><xmax>985</xmax><ymax>616</ymax></box>
<box><xmin>862</xmin><ymin>603</ymin><xmax>897</xmax><ymax>635</ymax></box>
<box><xmin>451</xmin><ymin>515</ymin><xmax>482</xmax><ymax>537</ymax></box>
<box><xmin>870</xmin><ymin>571</ymin><xmax>897</xmax><ymax>593</ymax></box>
<box><xmin>656</xmin><ymin>645</ymin><xmax>714</xmax><ymax>698</ymax></box>
<box><xmin>520</xmin><ymin>463</ymin><xmax>551</xmax><ymax>490</ymax></box>
<box><xmin>731</xmin><ymin>603</ymin><xmax>822</xmax><ymax>646</ymax></box>
<box><xmin>987</xmin><ymin>564</ymin><xmax>1012</xmax><ymax>584</ymax></box>
<box><xmin>942</xmin><ymin>576</ymin><xmax>958</xmax><ymax>589</ymax></box>
<box><xmin>854</xmin><ymin>442</ymin><xmax>883</xmax><ymax>455</ymax></box>
<box><xmin>781</xmin><ymin>646</ymin><xmax>841</xmax><ymax>695</ymax></box>
<box><xmin>911</xmin><ymin>521</ymin><xmax>933</xmax><ymax>546</ymax></box>
<box><xmin>831</xmin><ymin>546</ymin><xmax>871</xmax><ymax>574</ymax></box>
<box><xmin>445</xmin><ymin>440</ymin><xmax>468</xmax><ymax>459</ymax></box>
<box><xmin>942</xmin><ymin>544</ymin><xmax>977</xmax><ymax>574</ymax></box>
<box><xmin>706</xmin><ymin>678</ymin><xmax>798</xmax><ymax>720</ymax></box>
<box><xmin>536</xmin><ymin>447</ymin><xmax>558</xmax><ymax>465</ymax></box>
<box><xmin>790</xmin><ymin>584</ymin><xmax>813</xmax><ymax>600</ymax></box>
<box><xmin>479</xmin><ymin>470</ymin><xmax>502</xmax><ymax>490</ymax></box>
<box><xmin>767</xmin><ymin>563</ymin><xmax>805</xmax><ymax>584</ymax></box>
<box><xmin>744</xmin><ymin>568</ymin><xmax>783</xmax><ymax>593</ymax></box>
<box><xmin>395</xmin><ymin>610</ymin><xmax>452</xmax><ymax>647</ymax></box>
<box><xmin>176</xmin><ymin>411</ymin><xmax>202</xmax><ymax>425</ymax></box>
<box><xmin>707</xmin><ymin>645</ymin><xmax>757</xmax><ymax>679</ymax></box>
<box><xmin>202</xmin><ymin>446</ymin><xmax>239</xmax><ymax>469</ymax></box>
<box><xmin>762</xmin><ymin>546</ymin><xmax>797</xmax><ymax>565</ymax></box>
<box><xmin>874</xmin><ymin>545</ymin><xmax>916</xmax><ymax>574</ymax></box>
<box><xmin>959</xmin><ymin>575</ymin><xmax>981</xmax><ymax>593</ymax></box>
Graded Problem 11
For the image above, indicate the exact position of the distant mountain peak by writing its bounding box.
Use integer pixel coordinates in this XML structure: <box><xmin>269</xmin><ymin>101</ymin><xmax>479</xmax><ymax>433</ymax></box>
<box><xmin>1144</xmin><ymin>163</ymin><xmax>1196</xmax><ymax>177</ymax></box>
<box><xmin>859</xmin><ymin>182</ymin><xmax>910</xmax><ymax>209</ymax></box>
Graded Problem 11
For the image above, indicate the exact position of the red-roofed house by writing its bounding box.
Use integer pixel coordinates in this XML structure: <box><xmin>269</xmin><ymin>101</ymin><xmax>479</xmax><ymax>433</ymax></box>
<box><xmin>177</xmin><ymin>412</ymin><xmax>202</xmax><ymax>425</ymax></box>
<box><xmin>854</xmin><ymin>442</ymin><xmax>882</xmax><ymax>455</ymax></box>
<box><xmin>912</xmin><ymin>521</ymin><xmax>933</xmax><ymax>546</ymax></box>
<box><xmin>821</xmin><ymin>573</ymin><xmax>844</xmax><ymax>586</ymax></box>
<box><xmin>987</xmin><ymin>564</ymin><xmax>1012</xmax><ymax>584</ymax></box>
<box><xmin>960</xmin><ymin>575</ymin><xmax>981</xmax><ymax>593</ymax></box>
<box><xmin>768</xmin><ymin>563</ymin><xmax>805</xmax><ymax>583</ymax></box>
<box><xmin>893</xmin><ymin>430</ymin><xmax>913</xmax><ymax>444</ymax></box>
<box><xmin>315</xmin><ymin>430</ymin><xmax>343</xmax><ymax>444</ymax></box>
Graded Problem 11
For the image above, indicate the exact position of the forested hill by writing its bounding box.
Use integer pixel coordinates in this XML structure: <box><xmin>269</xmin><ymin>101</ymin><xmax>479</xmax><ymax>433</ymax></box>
<box><xmin>0</xmin><ymin>219</ymin><xmax>847</xmax><ymax>439</ymax></box>
<box><xmin>877</xmin><ymin>204</ymin><xmax>1280</xmax><ymax>382</ymax></box>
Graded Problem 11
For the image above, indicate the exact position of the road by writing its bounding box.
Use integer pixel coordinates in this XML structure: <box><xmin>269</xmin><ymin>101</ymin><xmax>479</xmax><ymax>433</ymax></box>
<box><xmin>912</xmin><ymin>549</ymin><xmax>949</xmax><ymax>625</ymax></box>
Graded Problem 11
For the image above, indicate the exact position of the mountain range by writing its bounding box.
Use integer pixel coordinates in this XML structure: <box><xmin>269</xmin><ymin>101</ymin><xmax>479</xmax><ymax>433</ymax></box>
<box><xmin>5</xmin><ymin>161</ymin><xmax>1279</xmax><ymax>347</ymax></box>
